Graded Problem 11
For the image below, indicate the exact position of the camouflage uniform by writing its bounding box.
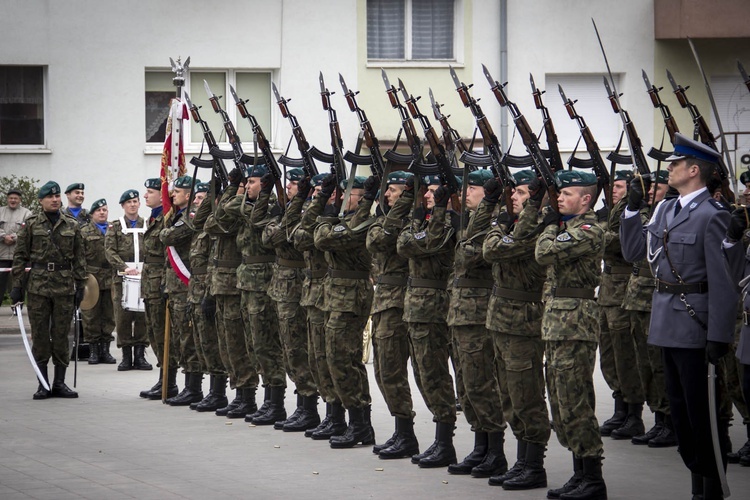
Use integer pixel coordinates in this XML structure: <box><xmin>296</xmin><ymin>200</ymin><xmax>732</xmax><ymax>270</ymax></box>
<box><xmin>81</xmin><ymin>221</ymin><xmax>115</xmax><ymax>344</ymax></box>
<box><xmin>62</xmin><ymin>206</ymin><xmax>90</xmax><ymax>226</ymax></box>
<box><xmin>105</xmin><ymin>217</ymin><xmax>148</xmax><ymax>347</ymax></box>
<box><xmin>535</xmin><ymin>209</ymin><xmax>604</xmax><ymax>459</ymax></box>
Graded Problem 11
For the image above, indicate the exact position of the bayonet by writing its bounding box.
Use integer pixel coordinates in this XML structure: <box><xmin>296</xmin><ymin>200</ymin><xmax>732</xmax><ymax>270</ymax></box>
<box><xmin>739</xmin><ymin>60</ymin><xmax>750</xmax><ymax>92</ymax></box>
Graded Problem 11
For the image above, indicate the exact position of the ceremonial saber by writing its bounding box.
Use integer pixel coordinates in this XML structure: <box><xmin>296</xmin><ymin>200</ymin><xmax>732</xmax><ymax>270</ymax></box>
<box><xmin>14</xmin><ymin>303</ymin><xmax>50</xmax><ymax>391</ymax></box>
<box><xmin>708</xmin><ymin>363</ymin><xmax>731</xmax><ymax>498</ymax></box>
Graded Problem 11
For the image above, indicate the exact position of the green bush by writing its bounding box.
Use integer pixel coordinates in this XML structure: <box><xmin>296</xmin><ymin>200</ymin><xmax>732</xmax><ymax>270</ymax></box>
<box><xmin>0</xmin><ymin>175</ymin><xmax>41</xmax><ymax>213</ymax></box>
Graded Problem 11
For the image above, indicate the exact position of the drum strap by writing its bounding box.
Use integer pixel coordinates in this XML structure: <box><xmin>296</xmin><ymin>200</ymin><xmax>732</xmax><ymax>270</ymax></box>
<box><xmin>120</xmin><ymin>217</ymin><xmax>147</xmax><ymax>265</ymax></box>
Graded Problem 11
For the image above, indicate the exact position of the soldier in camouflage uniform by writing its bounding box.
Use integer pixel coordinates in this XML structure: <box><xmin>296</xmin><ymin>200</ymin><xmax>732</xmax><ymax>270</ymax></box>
<box><xmin>394</xmin><ymin>174</ymin><xmax>458</xmax><ymax>468</ymax></box>
<box><xmin>62</xmin><ymin>183</ymin><xmax>90</xmax><ymax>226</ymax></box>
<box><xmin>80</xmin><ymin>198</ymin><xmax>116</xmax><ymax>365</ymax></box>
<box><xmin>259</xmin><ymin>168</ymin><xmax>320</xmax><ymax>432</ymax></box>
<box><xmin>204</xmin><ymin>168</ymin><xmax>261</xmax><ymax>419</ymax></box>
<box><xmin>483</xmin><ymin>170</ymin><xmax>550</xmax><ymax>491</ymax></box>
<box><xmin>366</xmin><ymin>171</ymin><xmax>421</xmax><ymax>459</ymax></box>
<box><xmin>313</xmin><ymin>174</ymin><xmax>375</xmax><ymax>449</ymax></box>
<box><xmin>105</xmin><ymin>189</ymin><xmax>150</xmax><ymax>372</ymax></box>
<box><xmin>11</xmin><ymin>181</ymin><xmax>86</xmax><ymax>399</ymax></box>
<box><xmin>138</xmin><ymin>179</ymin><xmax>178</xmax><ymax>400</ymax></box>
<box><xmin>534</xmin><ymin>170</ymin><xmax>606</xmax><ymax>500</ymax></box>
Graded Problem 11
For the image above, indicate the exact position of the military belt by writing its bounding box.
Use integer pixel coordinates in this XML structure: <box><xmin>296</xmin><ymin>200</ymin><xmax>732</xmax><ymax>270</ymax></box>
<box><xmin>242</xmin><ymin>255</ymin><xmax>275</xmax><ymax>264</ymax></box>
<box><xmin>492</xmin><ymin>286</ymin><xmax>543</xmax><ymax>303</ymax></box>
<box><xmin>377</xmin><ymin>275</ymin><xmax>408</xmax><ymax>286</ymax></box>
<box><xmin>654</xmin><ymin>280</ymin><xmax>708</xmax><ymax>295</ymax></box>
<box><xmin>632</xmin><ymin>265</ymin><xmax>654</xmax><ymax>279</ymax></box>
<box><xmin>31</xmin><ymin>262</ymin><xmax>71</xmax><ymax>271</ymax></box>
<box><xmin>551</xmin><ymin>287</ymin><xmax>596</xmax><ymax>300</ymax></box>
<box><xmin>603</xmin><ymin>264</ymin><xmax>632</xmax><ymax>275</ymax></box>
<box><xmin>213</xmin><ymin>258</ymin><xmax>241</xmax><ymax>268</ymax></box>
<box><xmin>453</xmin><ymin>278</ymin><xmax>494</xmax><ymax>289</ymax></box>
<box><xmin>303</xmin><ymin>269</ymin><xmax>327</xmax><ymax>279</ymax></box>
<box><xmin>144</xmin><ymin>256</ymin><xmax>163</xmax><ymax>264</ymax></box>
<box><xmin>191</xmin><ymin>265</ymin><xmax>207</xmax><ymax>275</ymax></box>
<box><xmin>327</xmin><ymin>269</ymin><xmax>370</xmax><ymax>280</ymax></box>
<box><xmin>276</xmin><ymin>258</ymin><xmax>306</xmax><ymax>268</ymax></box>
<box><xmin>407</xmin><ymin>277</ymin><xmax>447</xmax><ymax>290</ymax></box>
<box><xmin>87</xmin><ymin>263</ymin><xmax>111</xmax><ymax>270</ymax></box>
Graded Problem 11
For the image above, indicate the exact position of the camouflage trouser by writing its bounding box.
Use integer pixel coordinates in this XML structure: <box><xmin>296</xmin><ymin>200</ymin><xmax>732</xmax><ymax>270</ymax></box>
<box><xmin>242</xmin><ymin>290</ymin><xmax>285</xmax><ymax>388</ymax></box>
<box><xmin>452</xmin><ymin>324</ymin><xmax>506</xmax><ymax>433</ymax></box>
<box><xmin>372</xmin><ymin>307</ymin><xmax>416</xmax><ymax>420</ymax></box>
<box><xmin>630</xmin><ymin>311</ymin><xmax>670</xmax><ymax>415</ymax></box>
<box><xmin>191</xmin><ymin>298</ymin><xmax>225</xmax><ymax>376</ymax></box>
<box><xmin>307</xmin><ymin>306</ymin><xmax>338</xmax><ymax>403</ymax></box>
<box><xmin>28</xmin><ymin>293</ymin><xmax>74</xmax><ymax>366</ymax></box>
<box><xmin>598</xmin><ymin>307</ymin><xmax>620</xmax><ymax>399</ymax></box>
<box><xmin>169</xmin><ymin>293</ymin><xmax>200</xmax><ymax>373</ymax></box>
<box><xmin>720</xmin><ymin>320</ymin><xmax>749</xmax><ymax>424</ymax></box>
<box><xmin>601</xmin><ymin>305</ymin><xmax>643</xmax><ymax>404</ymax></box>
<box><xmin>408</xmin><ymin>321</ymin><xmax>456</xmax><ymax>424</ymax></box>
<box><xmin>216</xmin><ymin>294</ymin><xmax>259</xmax><ymax>390</ymax></box>
<box><xmin>112</xmin><ymin>284</ymin><xmax>147</xmax><ymax>347</ymax></box>
<box><xmin>145</xmin><ymin>298</ymin><xmax>177</xmax><ymax>367</ymax></box>
<box><xmin>325</xmin><ymin>311</ymin><xmax>371</xmax><ymax>409</ymax></box>
<box><xmin>493</xmin><ymin>331</ymin><xmax>550</xmax><ymax>445</ymax></box>
<box><xmin>276</xmin><ymin>300</ymin><xmax>316</xmax><ymax>396</ymax></box>
<box><xmin>82</xmin><ymin>288</ymin><xmax>115</xmax><ymax>344</ymax></box>
<box><xmin>546</xmin><ymin>339</ymin><xmax>603</xmax><ymax>458</ymax></box>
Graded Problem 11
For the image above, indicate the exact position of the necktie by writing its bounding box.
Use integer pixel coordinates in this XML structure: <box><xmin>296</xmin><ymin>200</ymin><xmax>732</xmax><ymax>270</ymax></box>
<box><xmin>674</xmin><ymin>201</ymin><xmax>682</xmax><ymax>217</ymax></box>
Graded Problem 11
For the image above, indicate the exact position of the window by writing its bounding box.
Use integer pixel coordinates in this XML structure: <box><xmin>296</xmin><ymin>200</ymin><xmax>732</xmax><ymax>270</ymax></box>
<box><xmin>0</xmin><ymin>66</ymin><xmax>45</xmax><ymax>147</ymax></box>
<box><xmin>145</xmin><ymin>69</ymin><xmax>272</xmax><ymax>149</ymax></box>
<box><xmin>710</xmin><ymin>75</ymin><xmax>750</xmax><ymax>171</ymax></box>
<box><xmin>367</xmin><ymin>0</ymin><xmax>456</xmax><ymax>61</ymax></box>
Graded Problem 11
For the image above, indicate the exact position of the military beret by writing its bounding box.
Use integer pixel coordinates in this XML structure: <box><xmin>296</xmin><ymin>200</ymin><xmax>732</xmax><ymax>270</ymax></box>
<box><xmin>421</xmin><ymin>175</ymin><xmax>442</xmax><ymax>186</ymax></box>
<box><xmin>195</xmin><ymin>182</ymin><xmax>209</xmax><ymax>193</ymax></box>
<box><xmin>245</xmin><ymin>164</ymin><xmax>268</xmax><ymax>178</ymax></box>
<box><xmin>467</xmin><ymin>169</ymin><xmax>495</xmax><ymax>187</ymax></box>
<box><xmin>38</xmin><ymin>181</ymin><xmax>61</xmax><ymax>199</ymax></box>
<box><xmin>652</xmin><ymin>170</ymin><xmax>669</xmax><ymax>184</ymax></box>
<box><xmin>312</xmin><ymin>173</ymin><xmax>327</xmax><ymax>187</ymax></box>
<box><xmin>666</xmin><ymin>132</ymin><xmax>721</xmax><ymax>164</ymax></box>
<box><xmin>555</xmin><ymin>170</ymin><xmax>598</xmax><ymax>188</ymax></box>
<box><xmin>387</xmin><ymin>170</ymin><xmax>413</xmax><ymax>185</ymax></box>
<box><xmin>6</xmin><ymin>188</ymin><xmax>22</xmax><ymax>197</ymax></box>
<box><xmin>65</xmin><ymin>183</ymin><xmax>84</xmax><ymax>193</ymax></box>
<box><xmin>119</xmin><ymin>189</ymin><xmax>139</xmax><ymax>204</ymax></box>
<box><xmin>341</xmin><ymin>176</ymin><xmax>368</xmax><ymax>190</ymax></box>
<box><xmin>173</xmin><ymin>175</ymin><xmax>194</xmax><ymax>190</ymax></box>
<box><xmin>144</xmin><ymin>178</ymin><xmax>161</xmax><ymax>190</ymax></box>
<box><xmin>614</xmin><ymin>170</ymin><xmax>634</xmax><ymax>182</ymax></box>
<box><xmin>90</xmin><ymin>198</ymin><xmax>107</xmax><ymax>213</ymax></box>
<box><xmin>740</xmin><ymin>170</ymin><xmax>750</xmax><ymax>185</ymax></box>
<box><xmin>512</xmin><ymin>169</ymin><xmax>536</xmax><ymax>186</ymax></box>
<box><xmin>286</xmin><ymin>168</ymin><xmax>305</xmax><ymax>182</ymax></box>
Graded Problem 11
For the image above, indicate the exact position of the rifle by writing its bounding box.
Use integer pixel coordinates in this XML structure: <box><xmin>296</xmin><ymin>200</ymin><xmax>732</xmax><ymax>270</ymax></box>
<box><xmin>429</xmin><ymin>88</ymin><xmax>469</xmax><ymax>161</ymax></box>
<box><xmin>316</xmin><ymin>72</ymin><xmax>349</xmax><ymax>212</ymax></box>
<box><xmin>272</xmin><ymin>82</ymin><xmax>319</xmax><ymax>180</ymax></box>
<box><xmin>558</xmin><ymin>84</ymin><xmax>612</xmax><ymax>207</ymax></box>
<box><xmin>642</xmin><ymin>69</ymin><xmax>680</xmax><ymax>161</ymax></box>
<box><xmin>602</xmin><ymin>77</ymin><xmax>651</xmax><ymax>176</ymax></box>
<box><xmin>183</xmin><ymin>91</ymin><xmax>229</xmax><ymax>189</ymax></box>
<box><xmin>339</xmin><ymin>73</ymin><xmax>386</xmax><ymax>181</ymax></box>
<box><xmin>480</xmin><ymin>65</ymin><xmax>558</xmax><ymax>211</ymax></box>
<box><xmin>203</xmin><ymin>80</ymin><xmax>254</xmax><ymax>175</ymax></box>
<box><xmin>229</xmin><ymin>85</ymin><xmax>286</xmax><ymax>207</ymax></box>
<box><xmin>530</xmin><ymin>73</ymin><xmax>564</xmax><ymax>172</ymax></box>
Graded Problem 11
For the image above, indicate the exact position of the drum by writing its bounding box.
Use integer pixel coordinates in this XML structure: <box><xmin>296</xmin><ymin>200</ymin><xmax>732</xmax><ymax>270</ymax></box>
<box><xmin>122</xmin><ymin>275</ymin><xmax>145</xmax><ymax>312</ymax></box>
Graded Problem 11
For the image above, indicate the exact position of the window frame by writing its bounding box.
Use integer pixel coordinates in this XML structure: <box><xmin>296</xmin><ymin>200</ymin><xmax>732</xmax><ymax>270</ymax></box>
<box><xmin>0</xmin><ymin>65</ymin><xmax>51</xmax><ymax>153</ymax></box>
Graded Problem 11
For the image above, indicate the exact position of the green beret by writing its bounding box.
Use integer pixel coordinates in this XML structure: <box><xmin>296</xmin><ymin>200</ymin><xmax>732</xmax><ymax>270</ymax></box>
<box><xmin>421</xmin><ymin>175</ymin><xmax>442</xmax><ymax>186</ymax></box>
<box><xmin>614</xmin><ymin>170</ymin><xmax>634</xmax><ymax>182</ymax></box>
<box><xmin>90</xmin><ymin>198</ymin><xmax>107</xmax><ymax>213</ymax></box>
<box><xmin>652</xmin><ymin>170</ymin><xmax>669</xmax><ymax>184</ymax></box>
<box><xmin>341</xmin><ymin>176</ymin><xmax>367</xmax><ymax>190</ymax></box>
<box><xmin>119</xmin><ymin>189</ymin><xmax>139</xmax><ymax>204</ymax></box>
<box><xmin>173</xmin><ymin>175</ymin><xmax>194</xmax><ymax>190</ymax></box>
<box><xmin>312</xmin><ymin>174</ymin><xmax>327</xmax><ymax>187</ymax></box>
<box><xmin>512</xmin><ymin>169</ymin><xmax>536</xmax><ymax>186</ymax></box>
<box><xmin>286</xmin><ymin>168</ymin><xmax>305</xmax><ymax>182</ymax></box>
<box><xmin>245</xmin><ymin>164</ymin><xmax>268</xmax><ymax>178</ymax></box>
<box><xmin>555</xmin><ymin>170</ymin><xmax>598</xmax><ymax>188</ymax></box>
<box><xmin>144</xmin><ymin>178</ymin><xmax>161</xmax><ymax>190</ymax></box>
<box><xmin>740</xmin><ymin>170</ymin><xmax>750</xmax><ymax>185</ymax></box>
<box><xmin>65</xmin><ymin>183</ymin><xmax>84</xmax><ymax>193</ymax></box>
<box><xmin>195</xmin><ymin>182</ymin><xmax>209</xmax><ymax>193</ymax></box>
<box><xmin>467</xmin><ymin>169</ymin><xmax>495</xmax><ymax>187</ymax></box>
<box><xmin>387</xmin><ymin>171</ymin><xmax>413</xmax><ymax>185</ymax></box>
<box><xmin>38</xmin><ymin>181</ymin><xmax>61</xmax><ymax>199</ymax></box>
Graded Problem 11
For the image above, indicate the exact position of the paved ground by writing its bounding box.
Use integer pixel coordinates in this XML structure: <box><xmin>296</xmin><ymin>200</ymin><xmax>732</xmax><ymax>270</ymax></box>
<box><xmin>0</xmin><ymin>305</ymin><xmax>748</xmax><ymax>500</ymax></box>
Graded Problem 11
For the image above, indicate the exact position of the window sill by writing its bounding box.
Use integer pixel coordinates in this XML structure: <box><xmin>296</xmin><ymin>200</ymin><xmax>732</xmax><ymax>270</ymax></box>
<box><xmin>0</xmin><ymin>148</ymin><xmax>52</xmax><ymax>154</ymax></box>
<box><xmin>367</xmin><ymin>60</ymin><xmax>464</xmax><ymax>69</ymax></box>
<box><xmin>144</xmin><ymin>145</ymin><xmax>286</xmax><ymax>156</ymax></box>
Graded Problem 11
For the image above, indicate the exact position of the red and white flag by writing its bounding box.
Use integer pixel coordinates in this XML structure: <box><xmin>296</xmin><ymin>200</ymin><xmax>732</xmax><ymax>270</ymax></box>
<box><xmin>159</xmin><ymin>98</ymin><xmax>189</xmax><ymax>212</ymax></box>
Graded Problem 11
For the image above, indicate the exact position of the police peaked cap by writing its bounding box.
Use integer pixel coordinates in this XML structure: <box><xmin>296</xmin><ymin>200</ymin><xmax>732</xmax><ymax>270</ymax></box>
<box><xmin>65</xmin><ymin>182</ymin><xmax>84</xmax><ymax>193</ymax></box>
<box><xmin>467</xmin><ymin>169</ymin><xmax>495</xmax><ymax>186</ymax></box>
<box><xmin>38</xmin><ymin>181</ymin><xmax>61</xmax><ymax>199</ymax></box>
<box><xmin>614</xmin><ymin>170</ymin><xmax>634</xmax><ymax>182</ymax></box>
<box><xmin>119</xmin><ymin>190</ymin><xmax>139</xmax><ymax>204</ymax></box>
<box><xmin>555</xmin><ymin>170</ymin><xmax>598</xmax><ymax>188</ymax></box>
<box><xmin>341</xmin><ymin>176</ymin><xmax>368</xmax><ymax>190</ymax></box>
<box><xmin>90</xmin><ymin>198</ymin><xmax>107</xmax><ymax>213</ymax></box>
<box><xmin>386</xmin><ymin>171</ymin><xmax>413</xmax><ymax>185</ymax></box>
<box><xmin>144</xmin><ymin>178</ymin><xmax>161</xmax><ymax>190</ymax></box>
<box><xmin>173</xmin><ymin>175</ymin><xmax>194</xmax><ymax>190</ymax></box>
<box><xmin>286</xmin><ymin>168</ymin><xmax>305</xmax><ymax>182</ymax></box>
<box><xmin>665</xmin><ymin>132</ymin><xmax>721</xmax><ymax>164</ymax></box>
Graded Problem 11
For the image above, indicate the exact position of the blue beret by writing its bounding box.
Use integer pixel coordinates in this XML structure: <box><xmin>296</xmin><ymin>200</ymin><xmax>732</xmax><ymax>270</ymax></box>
<box><xmin>614</xmin><ymin>170</ymin><xmax>634</xmax><ymax>182</ymax></box>
<box><xmin>286</xmin><ymin>168</ymin><xmax>305</xmax><ymax>182</ymax></box>
<box><xmin>467</xmin><ymin>169</ymin><xmax>495</xmax><ymax>187</ymax></box>
<box><xmin>341</xmin><ymin>176</ymin><xmax>368</xmax><ymax>190</ymax></box>
<box><xmin>65</xmin><ymin>183</ymin><xmax>84</xmax><ymax>193</ymax></box>
<box><xmin>512</xmin><ymin>169</ymin><xmax>536</xmax><ymax>186</ymax></box>
<box><xmin>555</xmin><ymin>170</ymin><xmax>598</xmax><ymax>188</ymax></box>
<box><xmin>119</xmin><ymin>189</ymin><xmax>139</xmax><ymax>204</ymax></box>
<box><xmin>195</xmin><ymin>182</ymin><xmax>209</xmax><ymax>193</ymax></box>
<box><xmin>144</xmin><ymin>178</ymin><xmax>161</xmax><ymax>190</ymax></box>
<box><xmin>666</xmin><ymin>132</ymin><xmax>721</xmax><ymax>163</ymax></box>
<box><xmin>173</xmin><ymin>175</ymin><xmax>194</xmax><ymax>190</ymax></box>
<box><xmin>312</xmin><ymin>174</ymin><xmax>327</xmax><ymax>187</ymax></box>
<box><xmin>387</xmin><ymin>171</ymin><xmax>413</xmax><ymax>185</ymax></box>
<box><xmin>38</xmin><ymin>181</ymin><xmax>61</xmax><ymax>199</ymax></box>
<box><xmin>90</xmin><ymin>198</ymin><xmax>107</xmax><ymax>213</ymax></box>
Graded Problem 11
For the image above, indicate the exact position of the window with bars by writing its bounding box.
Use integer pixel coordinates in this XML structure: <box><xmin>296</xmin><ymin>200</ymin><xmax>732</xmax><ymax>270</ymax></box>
<box><xmin>0</xmin><ymin>66</ymin><xmax>45</xmax><ymax>146</ymax></box>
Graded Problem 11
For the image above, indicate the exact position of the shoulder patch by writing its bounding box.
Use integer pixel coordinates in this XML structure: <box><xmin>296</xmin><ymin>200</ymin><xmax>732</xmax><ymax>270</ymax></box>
<box><xmin>556</xmin><ymin>232</ymin><xmax>572</xmax><ymax>242</ymax></box>
<box><xmin>580</xmin><ymin>224</ymin><xmax>592</xmax><ymax>230</ymax></box>
<box><xmin>501</xmin><ymin>235</ymin><xmax>514</xmax><ymax>244</ymax></box>
<box><xmin>414</xmin><ymin>230</ymin><xmax>427</xmax><ymax>240</ymax></box>
<box><xmin>333</xmin><ymin>224</ymin><xmax>347</xmax><ymax>233</ymax></box>
<box><xmin>175</xmin><ymin>220</ymin><xmax>185</xmax><ymax>227</ymax></box>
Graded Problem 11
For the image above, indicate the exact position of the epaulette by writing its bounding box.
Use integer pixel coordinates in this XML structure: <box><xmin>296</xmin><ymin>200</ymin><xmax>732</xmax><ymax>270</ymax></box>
<box><xmin>707</xmin><ymin>198</ymin><xmax>729</xmax><ymax>211</ymax></box>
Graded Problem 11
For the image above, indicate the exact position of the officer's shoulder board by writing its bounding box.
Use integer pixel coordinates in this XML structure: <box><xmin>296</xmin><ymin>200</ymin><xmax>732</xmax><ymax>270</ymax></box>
<box><xmin>707</xmin><ymin>198</ymin><xmax>729</xmax><ymax>211</ymax></box>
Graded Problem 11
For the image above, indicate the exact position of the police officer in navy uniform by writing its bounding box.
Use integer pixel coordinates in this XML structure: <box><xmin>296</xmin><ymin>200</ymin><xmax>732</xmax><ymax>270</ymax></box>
<box><xmin>620</xmin><ymin>133</ymin><xmax>737</xmax><ymax>500</ymax></box>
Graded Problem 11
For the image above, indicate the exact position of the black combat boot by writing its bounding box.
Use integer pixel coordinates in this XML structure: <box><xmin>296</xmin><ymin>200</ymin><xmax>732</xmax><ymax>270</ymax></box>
<box><xmin>276</xmin><ymin>394</ymin><xmax>303</xmax><ymax>430</ymax></box>
<box><xmin>140</xmin><ymin>371</ymin><xmax>162</xmax><ymax>399</ymax></box>
<box><xmin>631</xmin><ymin>411</ymin><xmax>664</xmax><ymax>445</ymax></box>
<box><xmin>610</xmin><ymin>403</ymin><xmax>645</xmax><ymax>440</ymax></box>
<box><xmin>227</xmin><ymin>387</ymin><xmax>258</xmax><ymax>419</ymax></box>
<box><xmin>50</xmin><ymin>365</ymin><xmax>78</xmax><ymax>398</ymax></box>
<box><xmin>166</xmin><ymin>373</ymin><xmax>191</xmax><ymax>404</ymax></box>
<box><xmin>489</xmin><ymin>440</ymin><xmax>527</xmax><ymax>486</ymax></box>
<box><xmin>330</xmin><ymin>405</ymin><xmax>376</xmax><ymax>449</ymax></box>
<box><xmin>99</xmin><ymin>342</ymin><xmax>116</xmax><ymax>364</ymax></box>
<box><xmin>379</xmin><ymin>417</ymin><xmax>420</xmax><ymax>459</ymax></box>
<box><xmin>118</xmin><ymin>346</ymin><xmax>133</xmax><ymax>371</ymax></box>
<box><xmin>547</xmin><ymin>454</ymin><xmax>583</xmax><ymax>499</ymax></box>
<box><xmin>418</xmin><ymin>422</ymin><xmax>457</xmax><ymax>468</ymax></box>
<box><xmin>471</xmin><ymin>431</ymin><xmax>507</xmax><ymax>477</ymax></box>
<box><xmin>727</xmin><ymin>423</ymin><xmax>750</xmax><ymax>463</ymax></box>
<box><xmin>32</xmin><ymin>363</ymin><xmax>51</xmax><ymax>400</ymax></box>
<box><xmin>245</xmin><ymin>386</ymin><xmax>270</xmax><ymax>422</ymax></box>
<box><xmin>559</xmin><ymin>456</ymin><xmax>606</xmax><ymax>500</ymax></box>
<box><xmin>599</xmin><ymin>396</ymin><xmax>626</xmax><ymax>436</ymax></box>
<box><xmin>132</xmin><ymin>345</ymin><xmax>153</xmax><ymax>370</ymax></box>
<box><xmin>502</xmin><ymin>442</ymin><xmax>548</xmax><ymax>490</ymax></box>
<box><xmin>703</xmin><ymin>476</ymin><xmax>723</xmax><ymax>500</ymax></box>
<box><xmin>168</xmin><ymin>373</ymin><xmax>204</xmax><ymax>406</ymax></box>
<box><xmin>190</xmin><ymin>374</ymin><xmax>210</xmax><ymax>410</ymax></box>
<box><xmin>447</xmin><ymin>431</ymin><xmax>488</xmax><ymax>474</ymax></box>
<box><xmin>373</xmin><ymin>418</ymin><xmax>398</xmax><ymax>454</ymax></box>
<box><xmin>284</xmin><ymin>394</ymin><xmax>321</xmax><ymax>432</ymax></box>
<box><xmin>648</xmin><ymin>413</ymin><xmax>678</xmax><ymax>448</ymax></box>
<box><xmin>87</xmin><ymin>342</ymin><xmax>100</xmax><ymax>364</ymax></box>
<box><xmin>196</xmin><ymin>375</ymin><xmax>228</xmax><ymax>412</ymax></box>
<box><xmin>251</xmin><ymin>386</ymin><xmax>287</xmax><ymax>425</ymax></box>
<box><xmin>216</xmin><ymin>389</ymin><xmax>242</xmax><ymax>416</ymax></box>
<box><xmin>312</xmin><ymin>402</ymin><xmax>347</xmax><ymax>440</ymax></box>
<box><xmin>147</xmin><ymin>367</ymin><xmax>179</xmax><ymax>400</ymax></box>
<box><xmin>690</xmin><ymin>473</ymin><xmax>703</xmax><ymax>500</ymax></box>
<box><xmin>307</xmin><ymin>402</ymin><xmax>331</xmax><ymax>438</ymax></box>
